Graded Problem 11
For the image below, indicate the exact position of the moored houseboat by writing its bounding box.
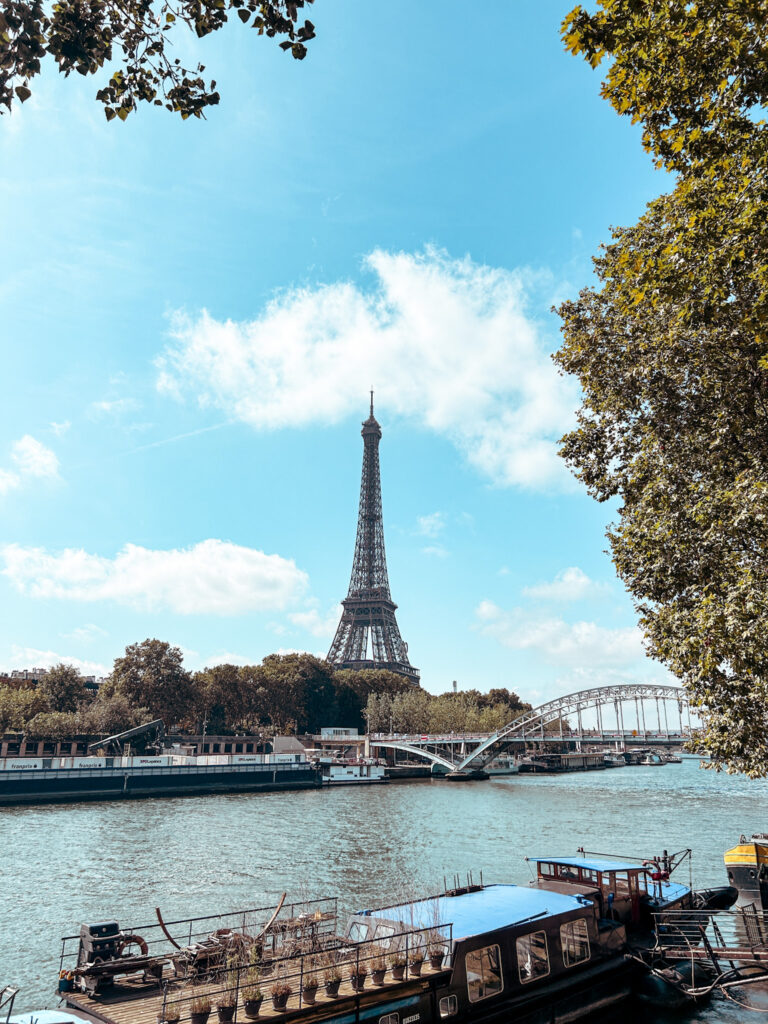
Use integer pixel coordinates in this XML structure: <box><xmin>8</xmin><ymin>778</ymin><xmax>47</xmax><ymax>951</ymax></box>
<box><xmin>48</xmin><ymin>876</ymin><xmax>638</xmax><ymax>1024</ymax></box>
<box><xmin>321</xmin><ymin>758</ymin><xmax>388</xmax><ymax>785</ymax></box>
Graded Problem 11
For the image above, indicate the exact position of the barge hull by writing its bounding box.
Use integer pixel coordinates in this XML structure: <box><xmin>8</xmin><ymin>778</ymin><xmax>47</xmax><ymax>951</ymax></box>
<box><xmin>0</xmin><ymin>764</ymin><xmax>322</xmax><ymax>806</ymax></box>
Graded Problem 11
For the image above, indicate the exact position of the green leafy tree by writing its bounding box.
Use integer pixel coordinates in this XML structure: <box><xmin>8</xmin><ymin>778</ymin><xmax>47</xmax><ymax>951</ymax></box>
<box><xmin>556</xmin><ymin>0</ymin><xmax>768</xmax><ymax>775</ymax></box>
<box><xmin>38</xmin><ymin>663</ymin><xmax>88</xmax><ymax>713</ymax></box>
<box><xmin>194</xmin><ymin>663</ymin><xmax>249</xmax><ymax>733</ymax></box>
<box><xmin>1</xmin><ymin>0</ymin><xmax>316</xmax><ymax>121</ymax></box>
<box><xmin>106</xmin><ymin>638</ymin><xmax>195</xmax><ymax>725</ymax></box>
<box><xmin>0</xmin><ymin>684</ymin><xmax>50</xmax><ymax>732</ymax></box>
<box><xmin>258</xmin><ymin>653</ymin><xmax>335</xmax><ymax>733</ymax></box>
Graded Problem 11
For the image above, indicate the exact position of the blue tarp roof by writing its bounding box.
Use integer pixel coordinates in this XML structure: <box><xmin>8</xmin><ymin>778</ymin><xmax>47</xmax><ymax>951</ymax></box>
<box><xmin>357</xmin><ymin>884</ymin><xmax>590</xmax><ymax>940</ymax></box>
<box><xmin>528</xmin><ymin>856</ymin><xmax>646</xmax><ymax>873</ymax></box>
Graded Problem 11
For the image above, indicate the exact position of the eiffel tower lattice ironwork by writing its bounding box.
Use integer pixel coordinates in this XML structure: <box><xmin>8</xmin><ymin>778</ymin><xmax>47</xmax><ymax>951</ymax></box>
<box><xmin>327</xmin><ymin>395</ymin><xmax>419</xmax><ymax>684</ymax></box>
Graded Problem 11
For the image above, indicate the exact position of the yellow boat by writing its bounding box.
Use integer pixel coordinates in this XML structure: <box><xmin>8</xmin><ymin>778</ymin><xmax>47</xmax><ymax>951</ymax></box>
<box><xmin>724</xmin><ymin>834</ymin><xmax>768</xmax><ymax>906</ymax></box>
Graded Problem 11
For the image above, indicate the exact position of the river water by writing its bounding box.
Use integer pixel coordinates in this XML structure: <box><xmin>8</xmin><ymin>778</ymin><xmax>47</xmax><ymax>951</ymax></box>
<box><xmin>2</xmin><ymin>756</ymin><xmax>767</xmax><ymax>1021</ymax></box>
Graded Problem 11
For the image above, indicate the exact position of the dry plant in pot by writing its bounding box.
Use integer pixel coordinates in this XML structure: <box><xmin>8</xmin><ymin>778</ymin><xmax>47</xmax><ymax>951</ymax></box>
<box><xmin>323</xmin><ymin>961</ymin><xmax>342</xmax><ymax>998</ymax></box>
<box><xmin>190</xmin><ymin>994</ymin><xmax>212</xmax><ymax>1024</ymax></box>
<box><xmin>371</xmin><ymin>956</ymin><xmax>387</xmax><ymax>985</ymax></box>
<box><xmin>388</xmin><ymin>951</ymin><xmax>406</xmax><ymax>981</ymax></box>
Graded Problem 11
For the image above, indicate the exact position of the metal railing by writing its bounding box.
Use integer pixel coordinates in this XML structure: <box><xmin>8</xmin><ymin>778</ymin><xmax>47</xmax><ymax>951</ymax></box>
<box><xmin>154</xmin><ymin>920</ymin><xmax>453</xmax><ymax>1023</ymax></box>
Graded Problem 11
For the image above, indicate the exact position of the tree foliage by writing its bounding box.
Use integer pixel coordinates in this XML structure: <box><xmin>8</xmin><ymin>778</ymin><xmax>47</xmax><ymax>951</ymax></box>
<box><xmin>365</xmin><ymin>687</ymin><xmax>529</xmax><ymax>735</ymax></box>
<box><xmin>38</xmin><ymin>662</ymin><xmax>88</xmax><ymax>712</ymax></box>
<box><xmin>0</xmin><ymin>0</ymin><xmax>316</xmax><ymax>121</ymax></box>
<box><xmin>106</xmin><ymin>637</ymin><xmax>196</xmax><ymax>724</ymax></box>
<box><xmin>556</xmin><ymin>0</ymin><xmax>768</xmax><ymax>775</ymax></box>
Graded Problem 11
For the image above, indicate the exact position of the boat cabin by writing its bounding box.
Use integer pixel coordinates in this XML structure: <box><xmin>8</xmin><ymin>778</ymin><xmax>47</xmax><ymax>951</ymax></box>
<box><xmin>528</xmin><ymin>856</ymin><xmax>691</xmax><ymax>927</ymax></box>
<box><xmin>350</xmin><ymin>883</ymin><xmax>628</xmax><ymax>1020</ymax></box>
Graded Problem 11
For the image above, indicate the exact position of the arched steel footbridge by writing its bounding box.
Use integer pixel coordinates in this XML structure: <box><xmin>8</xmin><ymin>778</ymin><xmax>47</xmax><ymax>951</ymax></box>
<box><xmin>371</xmin><ymin>683</ymin><xmax>691</xmax><ymax>774</ymax></box>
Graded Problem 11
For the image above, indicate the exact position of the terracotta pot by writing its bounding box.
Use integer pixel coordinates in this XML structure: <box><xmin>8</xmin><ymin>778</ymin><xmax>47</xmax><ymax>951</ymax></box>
<box><xmin>244</xmin><ymin>996</ymin><xmax>263</xmax><ymax>1019</ymax></box>
<box><xmin>217</xmin><ymin>1005</ymin><xmax>236</xmax><ymax>1023</ymax></box>
<box><xmin>191</xmin><ymin>1012</ymin><xmax>210</xmax><ymax>1024</ymax></box>
<box><xmin>303</xmin><ymin>985</ymin><xmax>318</xmax><ymax>1005</ymax></box>
<box><xmin>272</xmin><ymin>992</ymin><xmax>290</xmax><ymax>1011</ymax></box>
<box><xmin>371</xmin><ymin>969</ymin><xmax>386</xmax><ymax>986</ymax></box>
<box><xmin>350</xmin><ymin>973</ymin><xmax>367</xmax><ymax>992</ymax></box>
<box><xmin>409</xmin><ymin>960</ymin><xmax>423</xmax><ymax>977</ymax></box>
<box><xmin>324</xmin><ymin>979</ymin><xmax>341</xmax><ymax>998</ymax></box>
<box><xmin>430</xmin><ymin>954</ymin><xmax>443</xmax><ymax>970</ymax></box>
<box><xmin>391</xmin><ymin>965</ymin><xmax>405</xmax><ymax>981</ymax></box>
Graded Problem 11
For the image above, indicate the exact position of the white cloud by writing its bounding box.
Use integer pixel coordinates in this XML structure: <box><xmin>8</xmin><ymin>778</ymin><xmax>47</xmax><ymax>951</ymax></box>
<box><xmin>0</xmin><ymin>468</ymin><xmax>20</xmax><ymax>495</ymax></box>
<box><xmin>11</xmin><ymin>435</ymin><xmax>59</xmax><ymax>479</ymax></box>
<box><xmin>523</xmin><ymin>566</ymin><xmax>609</xmax><ymax>602</ymax></box>
<box><xmin>421</xmin><ymin>545</ymin><xmax>449</xmax><ymax>558</ymax></box>
<box><xmin>61</xmin><ymin>623</ymin><xmax>108</xmax><ymax>643</ymax></box>
<box><xmin>416</xmin><ymin>512</ymin><xmax>446</xmax><ymax>537</ymax></box>
<box><xmin>89</xmin><ymin>397</ymin><xmax>139</xmax><ymax>417</ymax></box>
<box><xmin>156</xmin><ymin>248</ymin><xmax>579</xmax><ymax>491</ymax></box>
<box><xmin>0</xmin><ymin>435</ymin><xmax>59</xmax><ymax>496</ymax></box>
<box><xmin>4</xmin><ymin>645</ymin><xmax>110</xmax><ymax>677</ymax></box>
<box><xmin>288</xmin><ymin>605</ymin><xmax>341</xmax><ymax>639</ymax></box>
<box><xmin>1</xmin><ymin>539</ymin><xmax>308</xmax><ymax>615</ymax></box>
<box><xmin>50</xmin><ymin>420</ymin><xmax>71</xmax><ymax>436</ymax></box>
<box><xmin>475</xmin><ymin>600</ymin><xmax>646</xmax><ymax>668</ymax></box>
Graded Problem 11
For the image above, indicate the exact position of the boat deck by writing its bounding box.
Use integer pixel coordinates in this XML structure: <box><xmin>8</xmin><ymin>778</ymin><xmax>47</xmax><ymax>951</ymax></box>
<box><xmin>64</xmin><ymin>963</ymin><xmax>447</xmax><ymax>1024</ymax></box>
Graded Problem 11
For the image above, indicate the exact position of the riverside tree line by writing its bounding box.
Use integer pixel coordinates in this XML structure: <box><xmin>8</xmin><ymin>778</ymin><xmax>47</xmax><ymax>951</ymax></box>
<box><xmin>0</xmin><ymin>638</ymin><xmax>530</xmax><ymax>740</ymax></box>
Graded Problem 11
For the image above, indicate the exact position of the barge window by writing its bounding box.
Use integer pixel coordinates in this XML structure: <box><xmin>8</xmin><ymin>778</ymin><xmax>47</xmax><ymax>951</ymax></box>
<box><xmin>439</xmin><ymin>995</ymin><xmax>458</xmax><ymax>1018</ymax></box>
<box><xmin>373</xmin><ymin>924</ymin><xmax>395</xmax><ymax>948</ymax></box>
<box><xmin>517</xmin><ymin>931</ymin><xmax>549</xmax><ymax>984</ymax></box>
<box><xmin>466</xmin><ymin>944</ymin><xmax>503</xmax><ymax>1002</ymax></box>
<box><xmin>560</xmin><ymin>919</ymin><xmax>590</xmax><ymax>967</ymax></box>
<box><xmin>347</xmin><ymin>921</ymin><xmax>369</xmax><ymax>943</ymax></box>
<box><xmin>380</xmin><ymin>1015</ymin><xmax>398</xmax><ymax>1024</ymax></box>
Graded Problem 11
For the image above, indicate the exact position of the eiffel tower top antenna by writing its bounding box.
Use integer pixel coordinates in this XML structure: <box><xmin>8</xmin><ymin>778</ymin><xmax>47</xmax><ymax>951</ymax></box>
<box><xmin>326</xmin><ymin>396</ymin><xmax>419</xmax><ymax>684</ymax></box>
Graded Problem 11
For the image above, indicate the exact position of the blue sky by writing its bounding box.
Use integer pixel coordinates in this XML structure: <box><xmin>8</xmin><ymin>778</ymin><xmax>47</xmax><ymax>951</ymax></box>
<box><xmin>0</xmin><ymin>0</ymin><xmax>675</xmax><ymax>704</ymax></box>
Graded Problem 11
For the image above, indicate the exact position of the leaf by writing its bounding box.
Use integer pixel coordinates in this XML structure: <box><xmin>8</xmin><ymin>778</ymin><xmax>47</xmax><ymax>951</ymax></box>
<box><xmin>237</xmin><ymin>10</ymin><xmax>249</xmax><ymax>22</ymax></box>
<box><xmin>104</xmin><ymin>106</ymin><xmax>116</xmax><ymax>120</ymax></box>
<box><xmin>15</xmin><ymin>85</ymin><xmax>31</xmax><ymax>102</ymax></box>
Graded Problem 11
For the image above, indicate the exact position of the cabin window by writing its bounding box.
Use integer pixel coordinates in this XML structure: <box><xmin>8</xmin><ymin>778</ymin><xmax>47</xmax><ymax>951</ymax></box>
<box><xmin>538</xmin><ymin>862</ymin><xmax>553</xmax><ymax>877</ymax></box>
<box><xmin>614</xmin><ymin>873</ymin><xmax>631</xmax><ymax>895</ymax></box>
<box><xmin>516</xmin><ymin>931</ymin><xmax>549</xmax><ymax>984</ymax></box>
<box><xmin>372</xmin><ymin>924</ymin><xmax>395</xmax><ymax>948</ymax></box>
<box><xmin>560</xmin><ymin>919</ymin><xmax>590</xmax><ymax>967</ymax></box>
<box><xmin>439</xmin><ymin>995</ymin><xmax>458</xmax><ymax>1018</ymax></box>
<box><xmin>556</xmin><ymin>864</ymin><xmax>579</xmax><ymax>881</ymax></box>
<box><xmin>466</xmin><ymin>944</ymin><xmax>504</xmax><ymax>1002</ymax></box>
<box><xmin>580</xmin><ymin>869</ymin><xmax>599</xmax><ymax>885</ymax></box>
<box><xmin>380</xmin><ymin>1014</ymin><xmax>398</xmax><ymax>1024</ymax></box>
<box><xmin>347</xmin><ymin>921</ymin><xmax>369</xmax><ymax>943</ymax></box>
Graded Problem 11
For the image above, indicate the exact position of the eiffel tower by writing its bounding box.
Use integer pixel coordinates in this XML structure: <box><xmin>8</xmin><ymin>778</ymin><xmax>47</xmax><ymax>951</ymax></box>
<box><xmin>327</xmin><ymin>395</ymin><xmax>420</xmax><ymax>684</ymax></box>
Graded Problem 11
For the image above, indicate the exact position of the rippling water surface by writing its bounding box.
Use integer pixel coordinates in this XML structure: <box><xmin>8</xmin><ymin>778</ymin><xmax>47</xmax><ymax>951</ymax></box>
<box><xmin>3</xmin><ymin>756</ymin><xmax>768</xmax><ymax>1021</ymax></box>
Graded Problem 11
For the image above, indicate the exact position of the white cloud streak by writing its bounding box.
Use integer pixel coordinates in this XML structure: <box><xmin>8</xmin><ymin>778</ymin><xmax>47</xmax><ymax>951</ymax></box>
<box><xmin>4</xmin><ymin>645</ymin><xmax>110</xmax><ymax>678</ymax></box>
<box><xmin>416</xmin><ymin>512</ymin><xmax>446</xmax><ymax>537</ymax></box>
<box><xmin>1</xmin><ymin>539</ymin><xmax>308</xmax><ymax>615</ymax></box>
<box><xmin>0</xmin><ymin>435</ymin><xmax>59</xmax><ymax>495</ymax></box>
<box><xmin>156</xmin><ymin>248</ymin><xmax>579</xmax><ymax>491</ymax></box>
<box><xmin>475</xmin><ymin>599</ymin><xmax>646</xmax><ymax>668</ymax></box>
<box><xmin>523</xmin><ymin>566</ymin><xmax>609</xmax><ymax>602</ymax></box>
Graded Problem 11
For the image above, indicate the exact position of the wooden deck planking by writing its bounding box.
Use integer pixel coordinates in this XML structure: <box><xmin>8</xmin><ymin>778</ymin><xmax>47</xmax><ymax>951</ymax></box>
<box><xmin>66</xmin><ymin>964</ymin><xmax>445</xmax><ymax>1024</ymax></box>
